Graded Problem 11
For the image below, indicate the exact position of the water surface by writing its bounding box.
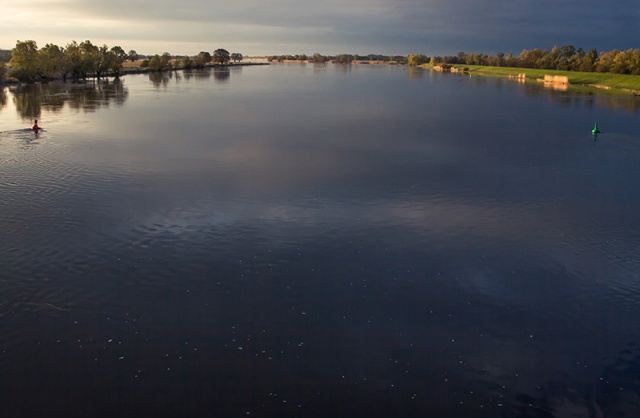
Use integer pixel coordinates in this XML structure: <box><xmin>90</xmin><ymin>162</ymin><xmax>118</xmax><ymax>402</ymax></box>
<box><xmin>1</xmin><ymin>64</ymin><xmax>640</xmax><ymax>417</ymax></box>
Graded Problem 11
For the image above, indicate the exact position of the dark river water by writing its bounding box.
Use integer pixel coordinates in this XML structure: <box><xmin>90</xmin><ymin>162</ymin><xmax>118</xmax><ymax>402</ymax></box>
<box><xmin>1</xmin><ymin>64</ymin><xmax>640</xmax><ymax>417</ymax></box>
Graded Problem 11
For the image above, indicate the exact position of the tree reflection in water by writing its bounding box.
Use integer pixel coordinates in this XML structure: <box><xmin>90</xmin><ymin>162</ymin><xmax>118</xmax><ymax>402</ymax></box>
<box><xmin>0</xmin><ymin>87</ymin><xmax>7</xmax><ymax>109</ymax></box>
<box><xmin>148</xmin><ymin>71</ymin><xmax>173</xmax><ymax>88</ymax></box>
<box><xmin>213</xmin><ymin>67</ymin><xmax>230</xmax><ymax>83</ymax></box>
<box><xmin>8</xmin><ymin>79</ymin><xmax>128</xmax><ymax>119</ymax></box>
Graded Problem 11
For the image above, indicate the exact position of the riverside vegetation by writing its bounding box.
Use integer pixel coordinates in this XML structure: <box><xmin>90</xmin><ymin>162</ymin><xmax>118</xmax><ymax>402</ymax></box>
<box><xmin>407</xmin><ymin>46</ymin><xmax>640</xmax><ymax>93</ymax></box>
<box><xmin>2</xmin><ymin>40</ymin><xmax>639</xmax><ymax>93</ymax></box>
<box><xmin>1</xmin><ymin>40</ymin><xmax>244</xmax><ymax>83</ymax></box>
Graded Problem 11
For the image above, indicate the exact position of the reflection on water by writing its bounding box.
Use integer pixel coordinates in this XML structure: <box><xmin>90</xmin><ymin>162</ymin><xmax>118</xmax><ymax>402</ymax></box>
<box><xmin>213</xmin><ymin>66</ymin><xmax>230</xmax><ymax>82</ymax></box>
<box><xmin>148</xmin><ymin>71</ymin><xmax>174</xmax><ymax>88</ymax></box>
<box><xmin>148</xmin><ymin>67</ymin><xmax>236</xmax><ymax>87</ymax></box>
<box><xmin>509</xmin><ymin>342</ymin><xmax>640</xmax><ymax>417</ymax></box>
<box><xmin>1</xmin><ymin>65</ymin><xmax>639</xmax><ymax>418</ymax></box>
<box><xmin>457</xmin><ymin>72</ymin><xmax>640</xmax><ymax>114</ymax></box>
<box><xmin>6</xmin><ymin>79</ymin><xmax>128</xmax><ymax>119</ymax></box>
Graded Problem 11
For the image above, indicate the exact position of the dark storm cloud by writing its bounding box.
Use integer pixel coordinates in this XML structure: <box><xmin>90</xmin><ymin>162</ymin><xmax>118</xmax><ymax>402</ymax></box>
<box><xmin>3</xmin><ymin>0</ymin><xmax>638</xmax><ymax>54</ymax></box>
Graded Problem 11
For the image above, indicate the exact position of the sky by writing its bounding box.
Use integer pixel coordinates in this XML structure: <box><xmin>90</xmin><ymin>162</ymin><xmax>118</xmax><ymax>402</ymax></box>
<box><xmin>3</xmin><ymin>0</ymin><xmax>638</xmax><ymax>57</ymax></box>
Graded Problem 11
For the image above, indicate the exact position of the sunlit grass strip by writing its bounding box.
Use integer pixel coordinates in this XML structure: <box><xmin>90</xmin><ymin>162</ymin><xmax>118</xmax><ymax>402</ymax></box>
<box><xmin>430</xmin><ymin>64</ymin><xmax>640</xmax><ymax>93</ymax></box>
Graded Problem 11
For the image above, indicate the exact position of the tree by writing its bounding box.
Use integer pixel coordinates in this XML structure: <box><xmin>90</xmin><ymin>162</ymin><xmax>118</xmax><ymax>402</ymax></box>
<box><xmin>626</xmin><ymin>49</ymin><xmax>640</xmax><ymax>75</ymax></box>
<box><xmin>556</xmin><ymin>44</ymin><xmax>576</xmax><ymax>70</ymax></box>
<box><xmin>110</xmin><ymin>46</ymin><xmax>127</xmax><ymax>77</ymax></box>
<box><xmin>504</xmin><ymin>52</ymin><xmax>517</xmax><ymax>67</ymax></box>
<box><xmin>194</xmin><ymin>51</ymin><xmax>212</xmax><ymax>68</ymax></box>
<box><xmin>407</xmin><ymin>53</ymin><xmax>428</xmax><ymax>66</ymax></box>
<box><xmin>148</xmin><ymin>54</ymin><xmax>165</xmax><ymax>71</ymax></box>
<box><xmin>9</xmin><ymin>40</ymin><xmax>41</xmax><ymax>82</ymax></box>
<box><xmin>596</xmin><ymin>50</ymin><xmax>619</xmax><ymax>73</ymax></box>
<box><xmin>181</xmin><ymin>56</ymin><xmax>194</xmax><ymax>69</ymax></box>
<box><xmin>335</xmin><ymin>54</ymin><xmax>353</xmax><ymax>64</ymax></box>
<box><xmin>96</xmin><ymin>44</ymin><xmax>112</xmax><ymax>78</ymax></box>
<box><xmin>0</xmin><ymin>62</ymin><xmax>5</xmax><ymax>83</ymax></box>
<box><xmin>161</xmin><ymin>52</ymin><xmax>173</xmax><ymax>70</ymax></box>
<box><xmin>78</xmin><ymin>40</ymin><xmax>100</xmax><ymax>78</ymax></box>
<box><xmin>213</xmin><ymin>49</ymin><xmax>230</xmax><ymax>64</ymax></box>
<box><xmin>64</xmin><ymin>41</ymin><xmax>83</xmax><ymax>80</ymax></box>
<box><xmin>230</xmin><ymin>52</ymin><xmax>243</xmax><ymax>63</ymax></box>
<box><xmin>0</xmin><ymin>50</ymin><xmax>11</xmax><ymax>62</ymax></box>
<box><xmin>38</xmin><ymin>43</ymin><xmax>68</xmax><ymax>80</ymax></box>
<box><xmin>311</xmin><ymin>53</ymin><xmax>327</xmax><ymax>63</ymax></box>
<box><xmin>128</xmin><ymin>50</ymin><xmax>139</xmax><ymax>62</ymax></box>
<box><xmin>580</xmin><ymin>48</ymin><xmax>598</xmax><ymax>72</ymax></box>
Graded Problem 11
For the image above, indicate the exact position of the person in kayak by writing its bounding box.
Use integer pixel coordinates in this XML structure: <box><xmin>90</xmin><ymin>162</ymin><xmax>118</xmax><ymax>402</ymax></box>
<box><xmin>32</xmin><ymin>119</ymin><xmax>40</xmax><ymax>131</ymax></box>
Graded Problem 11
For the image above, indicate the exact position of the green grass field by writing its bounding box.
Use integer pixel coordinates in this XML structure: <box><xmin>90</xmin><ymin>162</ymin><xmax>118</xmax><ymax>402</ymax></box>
<box><xmin>426</xmin><ymin>64</ymin><xmax>640</xmax><ymax>94</ymax></box>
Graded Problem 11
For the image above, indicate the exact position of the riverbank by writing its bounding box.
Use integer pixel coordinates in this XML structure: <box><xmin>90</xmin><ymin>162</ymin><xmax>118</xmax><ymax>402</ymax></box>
<box><xmin>0</xmin><ymin>61</ymin><xmax>269</xmax><ymax>85</ymax></box>
<box><xmin>422</xmin><ymin>64</ymin><xmax>640</xmax><ymax>95</ymax></box>
<box><xmin>120</xmin><ymin>60</ymin><xmax>269</xmax><ymax>75</ymax></box>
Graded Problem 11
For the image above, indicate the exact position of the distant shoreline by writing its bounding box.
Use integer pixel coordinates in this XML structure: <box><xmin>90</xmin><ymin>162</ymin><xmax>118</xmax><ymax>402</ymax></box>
<box><xmin>4</xmin><ymin>61</ymin><xmax>639</xmax><ymax>96</ymax></box>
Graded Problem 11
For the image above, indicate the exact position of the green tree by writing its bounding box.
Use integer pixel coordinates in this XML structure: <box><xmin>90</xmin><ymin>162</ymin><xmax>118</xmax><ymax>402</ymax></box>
<box><xmin>504</xmin><ymin>52</ymin><xmax>517</xmax><ymax>67</ymax></box>
<box><xmin>9</xmin><ymin>40</ymin><xmax>41</xmax><ymax>82</ymax></box>
<box><xmin>536</xmin><ymin>49</ymin><xmax>555</xmax><ymax>69</ymax></box>
<box><xmin>230</xmin><ymin>52</ymin><xmax>243</xmax><ymax>63</ymax></box>
<box><xmin>109</xmin><ymin>46</ymin><xmax>127</xmax><ymax>77</ymax></box>
<box><xmin>580</xmin><ymin>48</ymin><xmax>598</xmax><ymax>72</ymax></box>
<box><xmin>213</xmin><ymin>49</ymin><xmax>230</xmax><ymax>64</ymax></box>
<box><xmin>38</xmin><ymin>43</ymin><xmax>68</xmax><ymax>80</ymax></box>
<box><xmin>626</xmin><ymin>49</ymin><xmax>640</xmax><ymax>75</ymax></box>
<box><xmin>335</xmin><ymin>54</ymin><xmax>353</xmax><ymax>64</ymax></box>
<box><xmin>96</xmin><ymin>44</ymin><xmax>112</xmax><ymax>78</ymax></box>
<box><xmin>567</xmin><ymin>47</ymin><xmax>585</xmax><ymax>71</ymax></box>
<box><xmin>596</xmin><ymin>50</ymin><xmax>619</xmax><ymax>73</ymax></box>
<box><xmin>0</xmin><ymin>61</ymin><xmax>5</xmax><ymax>83</ymax></box>
<box><xmin>78</xmin><ymin>40</ymin><xmax>100</xmax><ymax>78</ymax></box>
<box><xmin>64</xmin><ymin>41</ymin><xmax>84</xmax><ymax>80</ymax></box>
<box><xmin>148</xmin><ymin>54</ymin><xmax>164</xmax><ymax>71</ymax></box>
<box><xmin>407</xmin><ymin>53</ymin><xmax>428</xmax><ymax>66</ymax></box>
<box><xmin>556</xmin><ymin>44</ymin><xmax>576</xmax><ymax>70</ymax></box>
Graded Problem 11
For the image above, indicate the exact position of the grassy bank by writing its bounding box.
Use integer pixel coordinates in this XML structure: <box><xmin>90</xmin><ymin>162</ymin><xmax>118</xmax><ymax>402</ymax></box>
<box><xmin>426</xmin><ymin>64</ymin><xmax>640</xmax><ymax>94</ymax></box>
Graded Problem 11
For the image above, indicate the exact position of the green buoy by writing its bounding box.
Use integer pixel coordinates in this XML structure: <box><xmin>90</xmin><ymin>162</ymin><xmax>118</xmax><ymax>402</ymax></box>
<box><xmin>592</xmin><ymin>123</ymin><xmax>600</xmax><ymax>134</ymax></box>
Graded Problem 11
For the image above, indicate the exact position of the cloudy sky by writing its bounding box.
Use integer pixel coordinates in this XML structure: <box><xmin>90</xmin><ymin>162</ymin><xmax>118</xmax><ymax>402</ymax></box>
<box><xmin>3</xmin><ymin>0</ymin><xmax>638</xmax><ymax>56</ymax></box>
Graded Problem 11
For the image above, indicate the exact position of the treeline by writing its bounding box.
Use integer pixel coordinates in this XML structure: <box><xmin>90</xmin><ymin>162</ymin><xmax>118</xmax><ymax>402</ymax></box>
<box><xmin>423</xmin><ymin>45</ymin><xmax>640</xmax><ymax>75</ymax></box>
<box><xmin>144</xmin><ymin>49</ymin><xmax>243</xmax><ymax>71</ymax></box>
<box><xmin>2</xmin><ymin>41</ymin><xmax>244</xmax><ymax>83</ymax></box>
<box><xmin>7</xmin><ymin>40</ymin><xmax>128</xmax><ymax>82</ymax></box>
<box><xmin>267</xmin><ymin>53</ymin><xmax>407</xmax><ymax>64</ymax></box>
